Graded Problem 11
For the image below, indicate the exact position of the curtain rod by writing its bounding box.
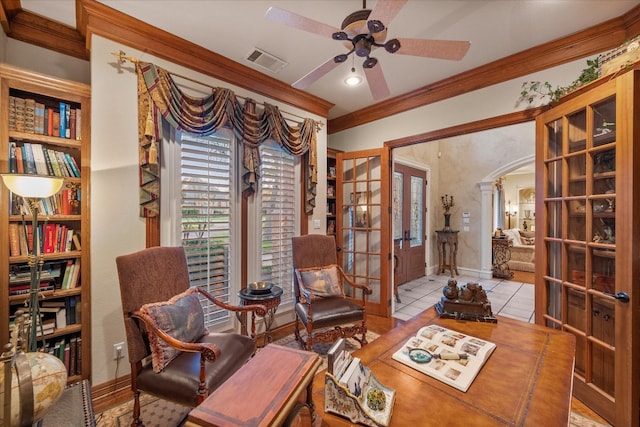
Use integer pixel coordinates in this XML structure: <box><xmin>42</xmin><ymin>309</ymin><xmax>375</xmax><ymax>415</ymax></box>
<box><xmin>111</xmin><ymin>50</ymin><xmax>324</xmax><ymax>131</ymax></box>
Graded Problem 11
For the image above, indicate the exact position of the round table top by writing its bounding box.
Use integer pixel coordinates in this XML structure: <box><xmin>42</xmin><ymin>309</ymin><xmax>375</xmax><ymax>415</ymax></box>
<box><xmin>238</xmin><ymin>285</ymin><xmax>283</xmax><ymax>301</ymax></box>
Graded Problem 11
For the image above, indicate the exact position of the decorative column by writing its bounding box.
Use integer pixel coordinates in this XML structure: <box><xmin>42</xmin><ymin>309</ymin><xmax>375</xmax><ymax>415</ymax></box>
<box><xmin>478</xmin><ymin>181</ymin><xmax>494</xmax><ymax>279</ymax></box>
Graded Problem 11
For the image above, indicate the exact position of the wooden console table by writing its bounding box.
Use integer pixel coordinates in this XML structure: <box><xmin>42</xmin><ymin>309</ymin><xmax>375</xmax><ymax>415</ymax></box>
<box><xmin>187</xmin><ymin>345</ymin><xmax>320</xmax><ymax>427</ymax></box>
<box><xmin>312</xmin><ymin>307</ymin><xmax>576</xmax><ymax>426</ymax></box>
<box><xmin>436</xmin><ymin>230</ymin><xmax>459</xmax><ymax>277</ymax></box>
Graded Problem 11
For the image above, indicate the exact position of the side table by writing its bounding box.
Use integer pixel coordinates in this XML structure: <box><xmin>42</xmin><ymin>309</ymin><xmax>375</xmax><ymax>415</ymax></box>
<box><xmin>436</xmin><ymin>230</ymin><xmax>460</xmax><ymax>277</ymax></box>
<box><xmin>492</xmin><ymin>238</ymin><xmax>514</xmax><ymax>279</ymax></box>
<box><xmin>237</xmin><ymin>285</ymin><xmax>283</xmax><ymax>347</ymax></box>
<box><xmin>186</xmin><ymin>344</ymin><xmax>320</xmax><ymax>427</ymax></box>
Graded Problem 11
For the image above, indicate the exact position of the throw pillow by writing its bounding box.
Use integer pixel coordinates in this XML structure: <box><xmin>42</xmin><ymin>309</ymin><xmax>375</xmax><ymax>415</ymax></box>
<box><xmin>296</xmin><ymin>264</ymin><xmax>344</xmax><ymax>298</ymax></box>
<box><xmin>502</xmin><ymin>228</ymin><xmax>522</xmax><ymax>245</ymax></box>
<box><xmin>139</xmin><ymin>287</ymin><xmax>207</xmax><ymax>373</ymax></box>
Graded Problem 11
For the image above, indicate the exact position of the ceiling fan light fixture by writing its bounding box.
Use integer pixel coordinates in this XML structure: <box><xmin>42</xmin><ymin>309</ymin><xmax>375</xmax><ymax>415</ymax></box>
<box><xmin>344</xmin><ymin>67</ymin><xmax>363</xmax><ymax>86</ymax></box>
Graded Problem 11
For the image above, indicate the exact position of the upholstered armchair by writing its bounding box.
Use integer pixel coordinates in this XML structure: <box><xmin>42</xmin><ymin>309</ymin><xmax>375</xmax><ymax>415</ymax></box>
<box><xmin>292</xmin><ymin>235</ymin><xmax>371</xmax><ymax>351</ymax></box>
<box><xmin>115</xmin><ymin>246</ymin><xmax>266</xmax><ymax>427</ymax></box>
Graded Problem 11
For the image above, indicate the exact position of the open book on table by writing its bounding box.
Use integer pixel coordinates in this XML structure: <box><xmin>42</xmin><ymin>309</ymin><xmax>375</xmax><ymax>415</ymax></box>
<box><xmin>391</xmin><ymin>324</ymin><xmax>496</xmax><ymax>392</ymax></box>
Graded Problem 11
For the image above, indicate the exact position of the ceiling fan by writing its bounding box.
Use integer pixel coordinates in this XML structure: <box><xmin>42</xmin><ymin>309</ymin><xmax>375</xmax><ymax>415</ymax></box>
<box><xmin>265</xmin><ymin>0</ymin><xmax>471</xmax><ymax>100</ymax></box>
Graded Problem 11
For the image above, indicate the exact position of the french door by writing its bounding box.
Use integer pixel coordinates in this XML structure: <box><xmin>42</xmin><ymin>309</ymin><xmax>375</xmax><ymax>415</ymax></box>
<box><xmin>393</xmin><ymin>163</ymin><xmax>427</xmax><ymax>286</ymax></box>
<box><xmin>535</xmin><ymin>72</ymin><xmax>638</xmax><ymax>426</ymax></box>
<box><xmin>336</xmin><ymin>148</ymin><xmax>391</xmax><ymax>317</ymax></box>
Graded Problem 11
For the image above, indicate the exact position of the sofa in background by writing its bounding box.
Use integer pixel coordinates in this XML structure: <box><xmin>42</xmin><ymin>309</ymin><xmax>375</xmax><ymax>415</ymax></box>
<box><xmin>502</xmin><ymin>228</ymin><xmax>535</xmax><ymax>273</ymax></box>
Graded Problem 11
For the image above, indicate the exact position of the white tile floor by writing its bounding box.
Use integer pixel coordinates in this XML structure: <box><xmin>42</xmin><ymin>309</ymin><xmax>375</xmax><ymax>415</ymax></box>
<box><xmin>393</xmin><ymin>273</ymin><xmax>535</xmax><ymax>323</ymax></box>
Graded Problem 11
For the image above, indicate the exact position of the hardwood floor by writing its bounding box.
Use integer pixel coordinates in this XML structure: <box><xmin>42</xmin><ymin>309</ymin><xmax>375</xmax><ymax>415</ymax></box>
<box><xmin>511</xmin><ymin>269</ymin><xmax>535</xmax><ymax>284</ymax></box>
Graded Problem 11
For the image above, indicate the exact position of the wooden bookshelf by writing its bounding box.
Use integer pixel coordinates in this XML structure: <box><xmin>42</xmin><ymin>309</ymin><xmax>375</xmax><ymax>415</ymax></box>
<box><xmin>0</xmin><ymin>63</ymin><xmax>91</xmax><ymax>383</ymax></box>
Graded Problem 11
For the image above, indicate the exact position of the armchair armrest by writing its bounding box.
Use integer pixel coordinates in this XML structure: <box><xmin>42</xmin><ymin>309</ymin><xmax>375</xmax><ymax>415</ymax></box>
<box><xmin>195</xmin><ymin>288</ymin><xmax>268</xmax><ymax>317</ymax></box>
<box><xmin>131</xmin><ymin>311</ymin><xmax>220</xmax><ymax>362</ymax></box>
<box><xmin>337</xmin><ymin>265</ymin><xmax>372</xmax><ymax>298</ymax></box>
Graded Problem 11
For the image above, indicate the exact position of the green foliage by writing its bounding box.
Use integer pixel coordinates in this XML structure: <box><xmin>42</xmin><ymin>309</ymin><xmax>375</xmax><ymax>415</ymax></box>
<box><xmin>518</xmin><ymin>57</ymin><xmax>600</xmax><ymax>105</ymax></box>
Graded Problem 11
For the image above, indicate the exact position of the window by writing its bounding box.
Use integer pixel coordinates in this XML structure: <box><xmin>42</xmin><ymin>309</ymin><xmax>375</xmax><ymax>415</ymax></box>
<box><xmin>162</xmin><ymin>129</ymin><xmax>238</xmax><ymax>329</ymax></box>
<box><xmin>252</xmin><ymin>141</ymin><xmax>299</xmax><ymax>308</ymax></box>
<box><xmin>162</xmin><ymin>130</ymin><xmax>300</xmax><ymax>330</ymax></box>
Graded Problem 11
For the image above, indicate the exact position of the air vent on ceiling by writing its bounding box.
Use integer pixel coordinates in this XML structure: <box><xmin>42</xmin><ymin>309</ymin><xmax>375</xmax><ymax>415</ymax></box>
<box><xmin>246</xmin><ymin>48</ymin><xmax>288</xmax><ymax>73</ymax></box>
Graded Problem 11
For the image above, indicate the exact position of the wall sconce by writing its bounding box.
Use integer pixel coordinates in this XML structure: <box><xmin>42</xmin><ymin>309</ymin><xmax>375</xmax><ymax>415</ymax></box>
<box><xmin>505</xmin><ymin>200</ymin><xmax>518</xmax><ymax>229</ymax></box>
<box><xmin>1</xmin><ymin>174</ymin><xmax>64</xmax><ymax>351</ymax></box>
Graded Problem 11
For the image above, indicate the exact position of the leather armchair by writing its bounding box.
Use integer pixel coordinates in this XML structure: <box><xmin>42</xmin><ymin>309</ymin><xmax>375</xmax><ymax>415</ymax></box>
<box><xmin>292</xmin><ymin>235</ymin><xmax>371</xmax><ymax>351</ymax></box>
<box><xmin>115</xmin><ymin>246</ymin><xmax>266</xmax><ymax>427</ymax></box>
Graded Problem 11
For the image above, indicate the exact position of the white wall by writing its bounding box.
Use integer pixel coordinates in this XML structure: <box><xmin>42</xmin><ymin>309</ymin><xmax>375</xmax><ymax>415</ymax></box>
<box><xmin>328</xmin><ymin>59</ymin><xmax>593</xmax><ymax>151</ymax></box>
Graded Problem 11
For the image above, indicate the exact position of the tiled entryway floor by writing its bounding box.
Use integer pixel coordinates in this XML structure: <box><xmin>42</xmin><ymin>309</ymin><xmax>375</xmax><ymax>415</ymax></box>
<box><xmin>393</xmin><ymin>273</ymin><xmax>535</xmax><ymax>323</ymax></box>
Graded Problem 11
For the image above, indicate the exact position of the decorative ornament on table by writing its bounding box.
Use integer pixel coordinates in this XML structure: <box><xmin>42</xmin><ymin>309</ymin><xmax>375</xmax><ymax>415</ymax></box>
<box><xmin>441</xmin><ymin>194</ymin><xmax>454</xmax><ymax>231</ymax></box>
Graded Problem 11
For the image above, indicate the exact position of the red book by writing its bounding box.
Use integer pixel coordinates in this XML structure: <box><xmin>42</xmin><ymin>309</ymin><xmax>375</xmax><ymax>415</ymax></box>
<box><xmin>44</xmin><ymin>223</ymin><xmax>56</xmax><ymax>254</ymax></box>
<box><xmin>61</xmin><ymin>189</ymin><xmax>71</xmax><ymax>215</ymax></box>
<box><xmin>47</xmin><ymin>108</ymin><xmax>54</xmax><ymax>136</ymax></box>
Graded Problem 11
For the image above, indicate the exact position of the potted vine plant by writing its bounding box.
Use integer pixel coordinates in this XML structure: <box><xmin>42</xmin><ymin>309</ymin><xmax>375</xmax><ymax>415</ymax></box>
<box><xmin>517</xmin><ymin>57</ymin><xmax>600</xmax><ymax>106</ymax></box>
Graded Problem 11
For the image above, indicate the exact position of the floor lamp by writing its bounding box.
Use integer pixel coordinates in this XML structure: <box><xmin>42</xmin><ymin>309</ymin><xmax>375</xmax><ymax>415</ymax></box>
<box><xmin>1</xmin><ymin>174</ymin><xmax>64</xmax><ymax>352</ymax></box>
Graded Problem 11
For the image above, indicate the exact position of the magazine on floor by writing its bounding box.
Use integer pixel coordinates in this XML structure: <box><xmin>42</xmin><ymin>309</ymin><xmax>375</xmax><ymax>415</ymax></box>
<box><xmin>391</xmin><ymin>324</ymin><xmax>496</xmax><ymax>392</ymax></box>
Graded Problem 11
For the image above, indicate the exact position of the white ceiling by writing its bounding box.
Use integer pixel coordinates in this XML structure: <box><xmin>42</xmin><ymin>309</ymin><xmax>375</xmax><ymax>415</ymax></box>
<box><xmin>21</xmin><ymin>0</ymin><xmax>640</xmax><ymax>119</ymax></box>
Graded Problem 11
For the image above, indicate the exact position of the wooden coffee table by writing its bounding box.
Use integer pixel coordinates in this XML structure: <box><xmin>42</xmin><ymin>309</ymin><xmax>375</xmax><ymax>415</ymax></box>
<box><xmin>313</xmin><ymin>307</ymin><xmax>576</xmax><ymax>426</ymax></box>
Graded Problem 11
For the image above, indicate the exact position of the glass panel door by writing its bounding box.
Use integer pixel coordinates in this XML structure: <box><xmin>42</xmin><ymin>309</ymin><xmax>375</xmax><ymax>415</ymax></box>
<box><xmin>337</xmin><ymin>148</ymin><xmax>390</xmax><ymax>317</ymax></box>
<box><xmin>536</xmin><ymin>82</ymin><xmax>629</xmax><ymax>424</ymax></box>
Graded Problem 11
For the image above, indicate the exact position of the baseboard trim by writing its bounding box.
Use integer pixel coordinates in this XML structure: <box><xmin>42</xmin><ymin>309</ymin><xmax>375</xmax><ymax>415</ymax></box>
<box><xmin>91</xmin><ymin>374</ymin><xmax>133</xmax><ymax>413</ymax></box>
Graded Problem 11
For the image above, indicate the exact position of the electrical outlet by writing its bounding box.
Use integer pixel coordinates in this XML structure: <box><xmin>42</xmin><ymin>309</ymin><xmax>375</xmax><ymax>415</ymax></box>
<box><xmin>113</xmin><ymin>342</ymin><xmax>125</xmax><ymax>360</ymax></box>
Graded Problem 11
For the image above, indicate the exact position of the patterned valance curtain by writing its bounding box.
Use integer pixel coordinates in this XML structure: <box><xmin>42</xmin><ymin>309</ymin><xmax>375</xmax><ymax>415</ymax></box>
<box><xmin>136</xmin><ymin>61</ymin><xmax>318</xmax><ymax>217</ymax></box>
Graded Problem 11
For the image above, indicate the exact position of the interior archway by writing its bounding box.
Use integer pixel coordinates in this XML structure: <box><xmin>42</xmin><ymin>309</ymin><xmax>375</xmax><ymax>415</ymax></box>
<box><xmin>478</xmin><ymin>154</ymin><xmax>535</xmax><ymax>278</ymax></box>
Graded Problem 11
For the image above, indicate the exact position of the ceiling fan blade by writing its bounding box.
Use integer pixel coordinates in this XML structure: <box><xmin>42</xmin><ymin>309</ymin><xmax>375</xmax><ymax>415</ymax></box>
<box><xmin>368</xmin><ymin>0</ymin><xmax>408</xmax><ymax>28</ymax></box>
<box><xmin>364</xmin><ymin>62</ymin><xmax>391</xmax><ymax>100</ymax></box>
<box><xmin>265</xmin><ymin>6</ymin><xmax>341</xmax><ymax>39</ymax></box>
<box><xmin>392</xmin><ymin>38</ymin><xmax>471</xmax><ymax>60</ymax></box>
<box><xmin>292</xmin><ymin>57</ymin><xmax>342</xmax><ymax>90</ymax></box>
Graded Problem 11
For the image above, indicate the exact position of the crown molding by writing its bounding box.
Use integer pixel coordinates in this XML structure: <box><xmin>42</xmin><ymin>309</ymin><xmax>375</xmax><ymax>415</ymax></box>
<box><xmin>3</xmin><ymin>1</ymin><xmax>640</xmax><ymax>131</ymax></box>
<box><xmin>328</xmin><ymin>6</ymin><xmax>640</xmax><ymax>134</ymax></box>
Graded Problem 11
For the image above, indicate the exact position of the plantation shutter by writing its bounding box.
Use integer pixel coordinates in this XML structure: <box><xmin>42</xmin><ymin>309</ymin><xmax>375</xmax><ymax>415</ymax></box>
<box><xmin>259</xmin><ymin>142</ymin><xmax>296</xmax><ymax>306</ymax></box>
<box><xmin>180</xmin><ymin>133</ymin><xmax>234</xmax><ymax>327</ymax></box>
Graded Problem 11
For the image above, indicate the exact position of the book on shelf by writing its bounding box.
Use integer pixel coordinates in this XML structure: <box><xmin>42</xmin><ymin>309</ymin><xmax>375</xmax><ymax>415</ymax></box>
<box><xmin>9</xmin><ymin>141</ymin><xmax>17</xmax><ymax>173</ymax></box>
<box><xmin>31</xmin><ymin>143</ymin><xmax>49</xmax><ymax>176</ymax></box>
<box><xmin>9</xmin><ymin>222</ymin><xmax>20</xmax><ymax>257</ymax></box>
<box><xmin>391</xmin><ymin>324</ymin><xmax>497</xmax><ymax>392</ymax></box>
<box><xmin>64</xmin><ymin>153</ymin><xmax>80</xmax><ymax>177</ymax></box>
<box><xmin>59</xmin><ymin>102</ymin><xmax>67</xmax><ymax>138</ymax></box>
<box><xmin>14</xmin><ymin>143</ymin><xmax>24</xmax><ymax>174</ymax></box>
<box><xmin>9</xmin><ymin>282</ymin><xmax>55</xmax><ymax>296</ymax></box>
<box><xmin>35</xmin><ymin>102</ymin><xmax>45</xmax><ymax>135</ymax></box>
<box><xmin>22</xmin><ymin>142</ymin><xmax>37</xmax><ymax>174</ymax></box>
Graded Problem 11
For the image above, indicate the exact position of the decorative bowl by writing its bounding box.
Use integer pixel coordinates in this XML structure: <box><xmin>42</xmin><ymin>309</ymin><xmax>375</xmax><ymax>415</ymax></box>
<box><xmin>248</xmin><ymin>281</ymin><xmax>274</xmax><ymax>295</ymax></box>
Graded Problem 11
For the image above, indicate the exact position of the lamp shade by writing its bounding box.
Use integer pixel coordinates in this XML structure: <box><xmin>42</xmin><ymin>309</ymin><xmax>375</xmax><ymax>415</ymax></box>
<box><xmin>1</xmin><ymin>174</ymin><xmax>64</xmax><ymax>199</ymax></box>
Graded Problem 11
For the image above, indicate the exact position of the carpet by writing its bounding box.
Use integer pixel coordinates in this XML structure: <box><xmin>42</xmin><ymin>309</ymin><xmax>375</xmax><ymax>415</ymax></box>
<box><xmin>42</xmin><ymin>379</ymin><xmax>96</xmax><ymax>426</ymax></box>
